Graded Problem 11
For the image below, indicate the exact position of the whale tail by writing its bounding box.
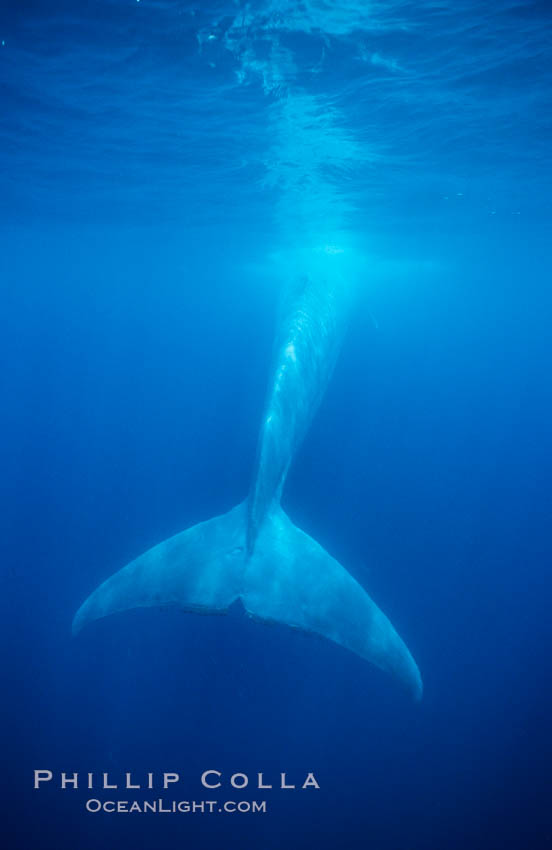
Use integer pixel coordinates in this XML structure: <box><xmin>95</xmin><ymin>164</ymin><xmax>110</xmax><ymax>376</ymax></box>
<box><xmin>73</xmin><ymin>502</ymin><xmax>422</xmax><ymax>700</ymax></box>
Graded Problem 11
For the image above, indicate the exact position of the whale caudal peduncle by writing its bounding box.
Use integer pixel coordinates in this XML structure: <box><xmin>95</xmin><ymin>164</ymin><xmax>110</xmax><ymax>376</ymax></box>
<box><xmin>247</xmin><ymin>269</ymin><xmax>350</xmax><ymax>554</ymax></box>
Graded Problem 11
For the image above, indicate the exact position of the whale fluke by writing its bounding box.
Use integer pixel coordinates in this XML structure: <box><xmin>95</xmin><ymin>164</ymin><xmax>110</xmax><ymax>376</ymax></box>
<box><xmin>74</xmin><ymin>261</ymin><xmax>422</xmax><ymax>700</ymax></box>
<box><xmin>73</xmin><ymin>502</ymin><xmax>422</xmax><ymax>700</ymax></box>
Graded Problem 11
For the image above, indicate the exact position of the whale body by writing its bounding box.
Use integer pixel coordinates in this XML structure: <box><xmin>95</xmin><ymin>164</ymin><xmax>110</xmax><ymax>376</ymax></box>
<box><xmin>73</xmin><ymin>257</ymin><xmax>422</xmax><ymax>700</ymax></box>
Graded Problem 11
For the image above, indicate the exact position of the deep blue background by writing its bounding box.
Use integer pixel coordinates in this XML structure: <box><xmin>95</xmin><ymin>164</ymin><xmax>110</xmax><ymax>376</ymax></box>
<box><xmin>1</xmin><ymin>2</ymin><xmax>552</xmax><ymax>849</ymax></box>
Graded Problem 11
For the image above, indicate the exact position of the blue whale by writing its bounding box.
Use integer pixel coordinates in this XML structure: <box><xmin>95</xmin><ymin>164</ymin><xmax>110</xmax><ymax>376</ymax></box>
<box><xmin>73</xmin><ymin>253</ymin><xmax>422</xmax><ymax>700</ymax></box>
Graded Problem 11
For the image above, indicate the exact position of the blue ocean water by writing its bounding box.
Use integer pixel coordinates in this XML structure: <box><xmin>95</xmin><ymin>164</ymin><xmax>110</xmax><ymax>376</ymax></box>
<box><xmin>2</xmin><ymin>1</ymin><xmax>551</xmax><ymax>848</ymax></box>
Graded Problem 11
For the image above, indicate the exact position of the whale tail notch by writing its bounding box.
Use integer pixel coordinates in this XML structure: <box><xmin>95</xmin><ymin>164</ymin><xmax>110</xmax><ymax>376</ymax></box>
<box><xmin>73</xmin><ymin>502</ymin><xmax>422</xmax><ymax>701</ymax></box>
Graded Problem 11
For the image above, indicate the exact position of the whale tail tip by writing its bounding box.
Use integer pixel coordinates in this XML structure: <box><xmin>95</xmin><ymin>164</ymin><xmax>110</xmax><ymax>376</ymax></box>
<box><xmin>73</xmin><ymin>502</ymin><xmax>422</xmax><ymax>700</ymax></box>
